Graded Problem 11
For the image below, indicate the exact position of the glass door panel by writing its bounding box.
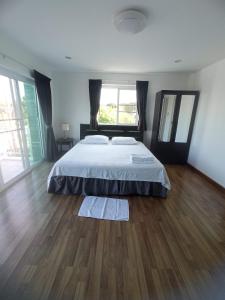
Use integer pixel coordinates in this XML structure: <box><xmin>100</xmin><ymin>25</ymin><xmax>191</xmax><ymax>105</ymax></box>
<box><xmin>0</xmin><ymin>75</ymin><xmax>25</xmax><ymax>184</ymax></box>
<box><xmin>18</xmin><ymin>81</ymin><xmax>44</xmax><ymax>165</ymax></box>
<box><xmin>0</xmin><ymin>130</ymin><xmax>25</xmax><ymax>183</ymax></box>
<box><xmin>0</xmin><ymin>74</ymin><xmax>44</xmax><ymax>188</ymax></box>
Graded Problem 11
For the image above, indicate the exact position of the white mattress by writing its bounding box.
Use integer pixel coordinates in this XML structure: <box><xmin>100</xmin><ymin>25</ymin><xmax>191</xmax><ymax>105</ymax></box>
<box><xmin>47</xmin><ymin>141</ymin><xmax>171</xmax><ymax>189</ymax></box>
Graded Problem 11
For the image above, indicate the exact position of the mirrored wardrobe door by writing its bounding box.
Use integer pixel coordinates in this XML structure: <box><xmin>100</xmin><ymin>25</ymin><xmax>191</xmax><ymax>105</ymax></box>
<box><xmin>151</xmin><ymin>90</ymin><xmax>199</xmax><ymax>164</ymax></box>
<box><xmin>175</xmin><ymin>95</ymin><xmax>195</xmax><ymax>143</ymax></box>
<box><xmin>158</xmin><ymin>95</ymin><xmax>176</xmax><ymax>142</ymax></box>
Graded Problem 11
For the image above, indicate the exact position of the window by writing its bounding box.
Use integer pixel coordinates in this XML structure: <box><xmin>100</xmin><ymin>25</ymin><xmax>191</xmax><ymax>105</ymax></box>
<box><xmin>98</xmin><ymin>85</ymin><xmax>138</xmax><ymax>125</ymax></box>
<box><xmin>0</xmin><ymin>73</ymin><xmax>44</xmax><ymax>187</ymax></box>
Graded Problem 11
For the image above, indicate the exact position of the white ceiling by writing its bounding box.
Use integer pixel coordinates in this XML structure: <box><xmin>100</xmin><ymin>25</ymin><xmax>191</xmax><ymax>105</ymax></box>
<box><xmin>0</xmin><ymin>0</ymin><xmax>225</xmax><ymax>73</ymax></box>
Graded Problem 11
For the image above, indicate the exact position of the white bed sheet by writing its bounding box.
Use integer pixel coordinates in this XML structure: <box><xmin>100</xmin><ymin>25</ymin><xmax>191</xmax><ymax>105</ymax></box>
<box><xmin>47</xmin><ymin>141</ymin><xmax>171</xmax><ymax>189</ymax></box>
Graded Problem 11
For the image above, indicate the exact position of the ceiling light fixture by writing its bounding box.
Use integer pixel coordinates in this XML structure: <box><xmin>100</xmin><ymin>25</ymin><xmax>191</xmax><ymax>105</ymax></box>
<box><xmin>114</xmin><ymin>9</ymin><xmax>147</xmax><ymax>34</ymax></box>
<box><xmin>65</xmin><ymin>56</ymin><xmax>72</xmax><ymax>60</ymax></box>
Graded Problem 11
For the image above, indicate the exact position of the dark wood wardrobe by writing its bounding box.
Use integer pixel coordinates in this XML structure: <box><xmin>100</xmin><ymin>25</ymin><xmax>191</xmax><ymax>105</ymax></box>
<box><xmin>150</xmin><ymin>90</ymin><xmax>199</xmax><ymax>164</ymax></box>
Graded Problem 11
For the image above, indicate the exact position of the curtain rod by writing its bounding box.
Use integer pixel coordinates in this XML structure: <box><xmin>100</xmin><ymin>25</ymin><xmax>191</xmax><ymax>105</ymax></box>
<box><xmin>0</xmin><ymin>51</ymin><xmax>34</xmax><ymax>72</ymax></box>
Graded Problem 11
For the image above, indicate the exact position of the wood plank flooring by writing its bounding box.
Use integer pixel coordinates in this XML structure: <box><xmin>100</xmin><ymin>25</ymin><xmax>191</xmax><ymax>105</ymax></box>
<box><xmin>0</xmin><ymin>163</ymin><xmax>225</xmax><ymax>300</ymax></box>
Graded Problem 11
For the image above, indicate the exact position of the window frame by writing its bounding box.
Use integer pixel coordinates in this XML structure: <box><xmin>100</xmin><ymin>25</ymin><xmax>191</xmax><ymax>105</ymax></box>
<box><xmin>98</xmin><ymin>84</ymin><xmax>138</xmax><ymax>126</ymax></box>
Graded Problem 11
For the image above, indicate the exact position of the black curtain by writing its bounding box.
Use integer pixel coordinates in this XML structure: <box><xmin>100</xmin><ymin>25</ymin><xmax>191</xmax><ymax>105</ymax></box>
<box><xmin>136</xmin><ymin>81</ymin><xmax>149</xmax><ymax>131</ymax></box>
<box><xmin>33</xmin><ymin>70</ymin><xmax>57</xmax><ymax>161</ymax></box>
<box><xmin>89</xmin><ymin>79</ymin><xmax>102</xmax><ymax>129</ymax></box>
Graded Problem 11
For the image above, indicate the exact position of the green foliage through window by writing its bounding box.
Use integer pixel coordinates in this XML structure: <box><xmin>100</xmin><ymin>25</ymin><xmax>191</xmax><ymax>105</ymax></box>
<box><xmin>98</xmin><ymin>87</ymin><xmax>138</xmax><ymax>125</ymax></box>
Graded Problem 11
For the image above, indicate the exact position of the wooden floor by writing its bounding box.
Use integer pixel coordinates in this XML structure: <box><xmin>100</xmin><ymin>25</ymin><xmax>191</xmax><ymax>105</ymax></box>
<box><xmin>0</xmin><ymin>164</ymin><xmax>225</xmax><ymax>300</ymax></box>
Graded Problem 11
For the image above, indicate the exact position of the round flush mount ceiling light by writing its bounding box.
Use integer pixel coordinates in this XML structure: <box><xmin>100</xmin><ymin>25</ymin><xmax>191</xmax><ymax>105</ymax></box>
<box><xmin>114</xmin><ymin>9</ymin><xmax>147</xmax><ymax>34</ymax></box>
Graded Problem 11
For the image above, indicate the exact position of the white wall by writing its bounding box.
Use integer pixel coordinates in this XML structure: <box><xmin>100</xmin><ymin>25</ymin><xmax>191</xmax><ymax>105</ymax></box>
<box><xmin>52</xmin><ymin>71</ymin><xmax>190</xmax><ymax>146</ymax></box>
<box><xmin>0</xmin><ymin>31</ymin><xmax>52</xmax><ymax>78</ymax></box>
<box><xmin>188</xmin><ymin>58</ymin><xmax>225</xmax><ymax>188</ymax></box>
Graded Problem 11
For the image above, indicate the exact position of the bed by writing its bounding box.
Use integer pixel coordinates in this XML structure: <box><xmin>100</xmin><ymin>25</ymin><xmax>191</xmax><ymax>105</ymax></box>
<box><xmin>47</xmin><ymin>124</ymin><xmax>170</xmax><ymax>197</ymax></box>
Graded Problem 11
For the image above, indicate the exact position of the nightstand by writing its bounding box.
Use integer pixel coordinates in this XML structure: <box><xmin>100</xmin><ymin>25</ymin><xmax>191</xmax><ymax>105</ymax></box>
<box><xmin>56</xmin><ymin>138</ymin><xmax>75</xmax><ymax>154</ymax></box>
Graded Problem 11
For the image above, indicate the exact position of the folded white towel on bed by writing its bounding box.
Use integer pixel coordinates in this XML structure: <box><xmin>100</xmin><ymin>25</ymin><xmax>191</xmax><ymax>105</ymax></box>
<box><xmin>131</xmin><ymin>154</ymin><xmax>155</xmax><ymax>164</ymax></box>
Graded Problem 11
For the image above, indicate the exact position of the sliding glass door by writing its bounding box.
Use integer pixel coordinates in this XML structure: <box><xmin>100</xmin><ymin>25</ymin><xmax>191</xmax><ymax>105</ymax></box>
<box><xmin>18</xmin><ymin>81</ymin><xmax>44</xmax><ymax>165</ymax></box>
<box><xmin>0</xmin><ymin>73</ymin><xmax>44</xmax><ymax>187</ymax></box>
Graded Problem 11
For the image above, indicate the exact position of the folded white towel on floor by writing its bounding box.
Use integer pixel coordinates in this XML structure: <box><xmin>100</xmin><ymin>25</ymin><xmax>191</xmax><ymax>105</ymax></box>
<box><xmin>78</xmin><ymin>196</ymin><xmax>129</xmax><ymax>221</ymax></box>
<box><xmin>131</xmin><ymin>154</ymin><xmax>155</xmax><ymax>164</ymax></box>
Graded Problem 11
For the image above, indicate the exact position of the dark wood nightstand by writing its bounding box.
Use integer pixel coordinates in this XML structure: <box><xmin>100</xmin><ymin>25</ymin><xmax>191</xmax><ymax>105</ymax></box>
<box><xmin>56</xmin><ymin>138</ymin><xmax>75</xmax><ymax>155</ymax></box>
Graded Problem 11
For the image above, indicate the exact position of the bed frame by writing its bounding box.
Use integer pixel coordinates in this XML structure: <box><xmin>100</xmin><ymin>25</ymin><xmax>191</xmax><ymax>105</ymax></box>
<box><xmin>80</xmin><ymin>124</ymin><xmax>143</xmax><ymax>141</ymax></box>
<box><xmin>48</xmin><ymin>124</ymin><xmax>168</xmax><ymax>197</ymax></box>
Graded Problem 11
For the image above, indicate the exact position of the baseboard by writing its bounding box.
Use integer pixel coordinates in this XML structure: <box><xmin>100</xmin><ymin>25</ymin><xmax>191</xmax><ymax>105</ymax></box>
<box><xmin>187</xmin><ymin>163</ymin><xmax>225</xmax><ymax>193</ymax></box>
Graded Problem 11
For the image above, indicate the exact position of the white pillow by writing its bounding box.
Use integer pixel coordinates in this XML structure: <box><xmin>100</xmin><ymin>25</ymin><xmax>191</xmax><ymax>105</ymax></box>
<box><xmin>82</xmin><ymin>135</ymin><xmax>109</xmax><ymax>144</ymax></box>
<box><xmin>111</xmin><ymin>136</ymin><xmax>138</xmax><ymax>145</ymax></box>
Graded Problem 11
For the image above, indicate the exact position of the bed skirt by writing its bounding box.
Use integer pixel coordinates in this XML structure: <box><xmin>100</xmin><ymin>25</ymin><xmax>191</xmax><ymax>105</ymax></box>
<box><xmin>48</xmin><ymin>176</ymin><xmax>168</xmax><ymax>197</ymax></box>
